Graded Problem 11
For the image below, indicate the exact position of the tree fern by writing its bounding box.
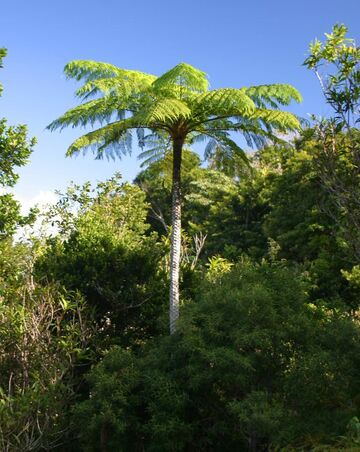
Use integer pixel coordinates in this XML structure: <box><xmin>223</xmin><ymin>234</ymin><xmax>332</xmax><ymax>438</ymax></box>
<box><xmin>49</xmin><ymin>60</ymin><xmax>302</xmax><ymax>333</ymax></box>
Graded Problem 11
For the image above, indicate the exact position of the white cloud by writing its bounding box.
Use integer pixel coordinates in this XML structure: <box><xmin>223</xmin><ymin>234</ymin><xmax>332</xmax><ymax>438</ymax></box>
<box><xmin>16</xmin><ymin>190</ymin><xmax>58</xmax><ymax>215</ymax></box>
<box><xmin>13</xmin><ymin>190</ymin><xmax>59</xmax><ymax>241</ymax></box>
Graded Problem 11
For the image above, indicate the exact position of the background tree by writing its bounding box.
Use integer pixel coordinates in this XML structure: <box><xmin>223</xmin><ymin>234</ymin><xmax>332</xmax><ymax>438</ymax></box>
<box><xmin>0</xmin><ymin>120</ymin><xmax>36</xmax><ymax>237</ymax></box>
<box><xmin>49</xmin><ymin>61</ymin><xmax>301</xmax><ymax>333</ymax></box>
<box><xmin>0</xmin><ymin>49</ymin><xmax>36</xmax><ymax>238</ymax></box>
<box><xmin>0</xmin><ymin>47</ymin><xmax>7</xmax><ymax>97</ymax></box>
<box><xmin>304</xmin><ymin>24</ymin><xmax>360</xmax><ymax>260</ymax></box>
<box><xmin>36</xmin><ymin>175</ymin><xmax>167</xmax><ymax>348</ymax></box>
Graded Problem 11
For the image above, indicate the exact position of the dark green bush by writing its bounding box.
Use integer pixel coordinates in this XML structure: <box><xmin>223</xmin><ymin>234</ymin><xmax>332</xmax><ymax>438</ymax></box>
<box><xmin>74</xmin><ymin>261</ymin><xmax>360</xmax><ymax>450</ymax></box>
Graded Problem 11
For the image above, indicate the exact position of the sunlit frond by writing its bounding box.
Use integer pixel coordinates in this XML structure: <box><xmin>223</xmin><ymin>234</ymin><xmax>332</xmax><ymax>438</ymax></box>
<box><xmin>64</xmin><ymin>60</ymin><xmax>124</xmax><ymax>82</ymax></box>
<box><xmin>191</xmin><ymin>88</ymin><xmax>255</xmax><ymax>122</ymax></box>
<box><xmin>246</xmin><ymin>84</ymin><xmax>302</xmax><ymax>108</ymax></box>
<box><xmin>245</xmin><ymin>109</ymin><xmax>301</xmax><ymax>131</ymax></box>
<box><xmin>75</xmin><ymin>72</ymin><xmax>156</xmax><ymax>100</ymax></box>
<box><xmin>153</xmin><ymin>62</ymin><xmax>209</xmax><ymax>93</ymax></box>
<box><xmin>135</xmin><ymin>98</ymin><xmax>192</xmax><ymax>125</ymax></box>
<box><xmin>47</xmin><ymin>96</ymin><xmax>125</xmax><ymax>131</ymax></box>
<box><xmin>66</xmin><ymin>118</ymin><xmax>137</xmax><ymax>159</ymax></box>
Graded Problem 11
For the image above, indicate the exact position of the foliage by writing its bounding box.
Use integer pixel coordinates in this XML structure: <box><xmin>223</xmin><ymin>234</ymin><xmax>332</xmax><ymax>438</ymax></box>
<box><xmin>304</xmin><ymin>23</ymin><xmax>360</xmax><ymax>129</ymax></box>
<box><xmin>74</xmin><ymin>347</ymin><xmax>141</xmax><ymax>452</ymax></box>
<box><xmin>0</xmin><ymin>239</ymin><xmax>91</xmax><ymax>451</ymax></box>
<box><xmin>48</xmin><ymin>61</ymin><xmax>301</xmax><ymax>160</ymax></box>
<box><xmin>0</xmin><ymin>53</ymin><xmax>37</xmax><ymax>238</ymax></box>
<box><xmin>0</xmin><ymin>47</ymin><xmax>7</xmax><ymax>97</ymax></box>
<box><xmin>73</xmin><ymin>261</ymin><xmax>360</xmax><ymax>451</ymax></box>
<box><xmin>136</xmin><ymin>151</ymin><xmax>268</xmax><ymax>259</ymax></box>
<box><xmin>257</xmin><ymin>142</ymin><xmax>349</xmax><ymax>303</ymax></box>
<box><xmin>36</xmin><ymin>174</ymin><xmax>168</xmax><ymax>348</ymax></box>
<box><xmin>302</xmin><ymin>25</ymin><xmax>360</xmax><ymax>308</ymax></box>
<box><xmin>0</xmin><ymin>119</ymin><xmax>35</xmax><ymax>187</ymax></box>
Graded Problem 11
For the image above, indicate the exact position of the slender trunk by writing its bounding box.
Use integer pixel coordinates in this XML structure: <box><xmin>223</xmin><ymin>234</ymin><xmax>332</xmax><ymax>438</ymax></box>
<box><xmin>169</xmin><ymin>137</ymin><xmax>183</xmax><ymax>334</ymax></box>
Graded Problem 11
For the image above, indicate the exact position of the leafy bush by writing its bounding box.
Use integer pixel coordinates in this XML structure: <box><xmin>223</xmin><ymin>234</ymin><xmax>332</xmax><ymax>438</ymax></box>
<box><xmin>36</xmin><ymin>175</ymin><xmax>168</xmax><ymax>348</ymax></box>
<box><xmin>74</xmin><ymin>261</ymin><xmax>360</xmax><ymax>450</ymax></box>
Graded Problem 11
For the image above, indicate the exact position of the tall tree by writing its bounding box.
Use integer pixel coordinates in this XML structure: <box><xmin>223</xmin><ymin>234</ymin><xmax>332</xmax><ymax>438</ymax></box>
<box><xmin>48</xmin><ymin>61</ymin><xmax>301</xmax><ymax>333</ymax></box>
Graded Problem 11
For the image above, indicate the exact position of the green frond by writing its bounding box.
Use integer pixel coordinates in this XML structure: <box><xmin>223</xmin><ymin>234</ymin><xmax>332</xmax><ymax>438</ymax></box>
<box><xmin>224</xmin><ymin>117</ymin><xmax>284</xmax><ymax>146</ymax></box>
<box><xmin>152</xmin><ymin>63</ymin><xmax>209</xmax><ymax>93</ymax></box>
<box><xmin>202</xmin><ymin>131</ymin><xmax>250</xmax><ymax>176</ymax></box>
<box><xmin>66</xmin><ymin>118</ymin><xmax>137</xmax><ymax>158</ymax></box>
<box><xmin>75</xmin><ymin>72</ymin><xmax>156</xmax><ymax>100</ymax></box>
<box><xmin>152</xmin><ymin>83</ymin><xmax>198</xmax><ymax>103</ymax></box>
<box><xmin>135</xmin><ymin>98</ymin><xmax>191</xmax><ymax>125</ymax></box>
<box><xmin>138</xmin><ymin>146</ymin><xmax>168</xmax><ymax>167</ymax></box>
<box><xmin>47</xmin><ymin>96</ymin><xmax>124</xmax><ymax>131</ymax></box>
<box><xmin>191</xmin><ymin>88</ymin><xmax>255</xmax><ymax>121</ymax></box>
<box><xmin>246</xmin><ymin>84</ymin><xmax>302</xmax><ymax>107</ymax></box>
<box><xmin>64</xmin><ymin>60</ymin><xmax>124</xmax><ymax>82</ymax></box>
<box><xmin>247</xmin><ymin>109</ymin><xmax>301</xmax><ymax>131</ymax></box>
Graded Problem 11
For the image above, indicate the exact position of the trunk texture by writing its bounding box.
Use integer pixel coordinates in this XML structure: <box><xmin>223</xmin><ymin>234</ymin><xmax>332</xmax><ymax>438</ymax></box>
<box><xmin>169</xmin><ymin>137</ymin><xmax>183</xmax><ymax>334</ymax></box>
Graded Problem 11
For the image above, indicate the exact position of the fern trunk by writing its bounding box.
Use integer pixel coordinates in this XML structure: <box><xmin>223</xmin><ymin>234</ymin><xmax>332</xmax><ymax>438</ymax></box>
<box><xmin>169</xmin><ymin>137</ymin><xmax>183</xmax><ymax>334</ymax></box>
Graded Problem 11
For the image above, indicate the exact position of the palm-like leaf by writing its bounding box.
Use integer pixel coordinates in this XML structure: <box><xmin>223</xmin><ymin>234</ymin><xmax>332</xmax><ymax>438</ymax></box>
<box><xmin>47</xmin><ymin>95</ymin><xmax>125</xmax><ymax>130</ymax></box>
<box><xmin>152</xmin><ymin>62</ymin><xmax>209</xmax><ymax>93</ymax></box>
<box><xmin>49</xmin><ymin>61</ymin><xmax>302</xmax><ymax>161</ymax></box>
<box><xmin>246</xmin><ymin>84</ymin><xmax>302</xmax><ymax>108</ymax></box>
<box><xmin>64</xmin><ymin>60</ymin><xmax>125</xmax><ymax>82</ymax></box>
<box><xmin>191</xmin><ymin>88</ymin><xmax>255</xmax><ymax>121</ymax></box>
<box><xmin>134</xmin><ymin>98</ymin><xmax>192</xmax><ymax>125</ymax></box>
<box><xmin>66</xmin><ymin>118</ymin><xmax>136</xmax><ymax>158</ymax></box>
<box><xmin>75</xmin><ymin>73</ymin><xmax>155</xmax><ymax>100</ymax></box>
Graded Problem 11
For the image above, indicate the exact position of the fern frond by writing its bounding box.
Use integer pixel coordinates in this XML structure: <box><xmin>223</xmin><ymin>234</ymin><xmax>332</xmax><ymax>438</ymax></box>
<box><xmin>66</xmin><ymin>118</ymin><xmax>137</xmax><ymax>158</ymax></box>
<box><xmin>75</xmin><ymin>72</ymin><xmax>155</xmax><ymax>100</ymax></box>
<box><xmin>50</xmin><ymin>60</ymin><xmax>302</xmax><ymax>167</ymax></box>
<box><xmin>200</xmin><ymin>131</ymin><xmax>246</xmax><ymax>162</ymax></box>
<box><xmin>246</xmin><ymin>109</ymin><xmax>301</xmax><ymax>131</ymax></box>
<box><xmin>191</xmin><ymin>88</ymin><xmax>255</xmax><ymax>122</ymax></box>
<box><xmin>201</xmin><ymin>131</ymin><xmax>250</xmax><ymax>176</ymax></box>
<box><xmin>64</xmin><ymin>60</ymin><xmax>125</xmax><ymax>82</ymax></box>
<box><xmin>246</xmin><ymin>84</ymin><xmax>302</xmax><ymax>108</ymax></box>
<box><xmin>138</xmin><ymin>146</ymin><xmax>169</xmax><ymax>167</ymax></box>
<box><xmin>47</xmin><ymin>96</ymin><xmax>125</xmax><ymax>130</ymax></box>
<box><xmin>153</xmin><ymin>63</ymin><xmax>209</xmax><ymax>93</ymax></box>
<box><xmin>224</xmin><ymin>117</ymin><xmax>283</xmax><ymax>146</ymax></box>
<box><xmin>135</xmin><ymin>98</ymin><xmax>191</xmax><ymax>125</ymax></box>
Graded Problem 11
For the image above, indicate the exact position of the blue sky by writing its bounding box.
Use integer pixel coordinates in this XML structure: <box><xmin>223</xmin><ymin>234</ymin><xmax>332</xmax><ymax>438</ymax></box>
<box><xmin>1</xmin><ymin>0</ymin><xmax>359</xmax><ymax>207</ymax></box>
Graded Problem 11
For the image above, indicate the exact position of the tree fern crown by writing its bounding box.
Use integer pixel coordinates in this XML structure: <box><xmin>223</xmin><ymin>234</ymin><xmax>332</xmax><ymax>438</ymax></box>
<box><xmin>48</xmin><ymin>61</ymin><xmax>302</xmax><ymax>163</ymax></box>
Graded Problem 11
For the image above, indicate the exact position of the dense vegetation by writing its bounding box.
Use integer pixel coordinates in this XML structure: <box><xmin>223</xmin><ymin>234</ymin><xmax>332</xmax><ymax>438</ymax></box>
<box><xmin>0</xmin><ymin>25</ymin><xmax>359</xmax><ymax>451</ymax></box>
